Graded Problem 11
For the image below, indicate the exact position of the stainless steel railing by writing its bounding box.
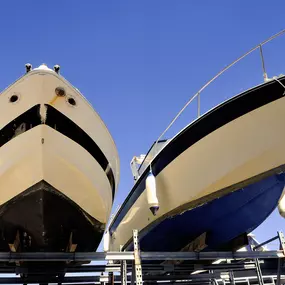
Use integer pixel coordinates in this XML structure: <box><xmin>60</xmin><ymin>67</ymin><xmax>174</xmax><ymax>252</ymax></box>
<box><xmin>153</xmin><ymin>29</ymin><xmax>285</xmax><ymax>153</ymax></box>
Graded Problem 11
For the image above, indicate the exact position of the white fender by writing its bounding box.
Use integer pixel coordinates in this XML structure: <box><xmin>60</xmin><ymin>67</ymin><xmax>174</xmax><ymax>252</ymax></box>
<box><xmin>145</xmin><ymin>170</ymin><xmax>159</xmax><ymax>215</ymax></box>
<box><xmin>103</xmin><ymin>230</ymin><xmax>110</xmax><ymax>252</ymax></box>
<box><xmin>278</xmin><ymin>186</ymin><xmax>285</xmax><ymax>218</ymax></box>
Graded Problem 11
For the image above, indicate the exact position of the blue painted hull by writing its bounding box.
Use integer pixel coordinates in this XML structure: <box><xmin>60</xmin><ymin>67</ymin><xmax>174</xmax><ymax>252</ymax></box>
<box><xmin>126</xmin><ymin>173</ymin><xmax>285</xmax><ymax>252</ymax></box>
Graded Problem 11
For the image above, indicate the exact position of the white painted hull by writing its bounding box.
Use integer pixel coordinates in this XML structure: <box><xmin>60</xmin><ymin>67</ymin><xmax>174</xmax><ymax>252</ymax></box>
<box><xmin>0</xmin><ymin>65</ymin><xmax>119</xmax><ymax>252</ymax></box>
<box><xmin>0</xmin><ymin>125</ymin><xmax>112</xmax><ymax>223</ymax></box>
<box><xmin>109</xmin><ymin>80</ymin><xmax>285</xmax><ymax>251</ymax></box>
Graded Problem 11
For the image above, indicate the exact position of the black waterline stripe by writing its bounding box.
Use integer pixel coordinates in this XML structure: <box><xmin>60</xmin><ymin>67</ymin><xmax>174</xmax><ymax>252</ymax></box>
<box><xmin>0</xmin><ymin>105</ymin><xmax>41</xmax><ymax>147</ymax></box>
<box><xmin>109</xmin><ymin>76</ymin><xmax>285</xmax><ymax>233</ymax></box>
<box><xmin>0</xmin><ymin>104</ymin><xmax>115</xmax><ymax>199</ymax></box>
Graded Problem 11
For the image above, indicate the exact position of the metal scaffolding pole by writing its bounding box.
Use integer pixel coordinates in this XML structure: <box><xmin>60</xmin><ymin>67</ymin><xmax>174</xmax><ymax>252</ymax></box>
<box><xmin>0</xmin><ymin>230</ymin><xmax>282</xmax><ymax>284</ymax></box>
<box><xmin>132</xmin><ymin>229</ymin><xmax>143</xmax><ymax>285</ymax></box>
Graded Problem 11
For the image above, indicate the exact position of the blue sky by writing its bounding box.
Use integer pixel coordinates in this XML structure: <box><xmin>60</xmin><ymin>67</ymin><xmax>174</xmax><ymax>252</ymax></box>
<box><xmin>0</xmin><ymin>0</ymin><xmax>285</xmax><ymax>248</ymax></box>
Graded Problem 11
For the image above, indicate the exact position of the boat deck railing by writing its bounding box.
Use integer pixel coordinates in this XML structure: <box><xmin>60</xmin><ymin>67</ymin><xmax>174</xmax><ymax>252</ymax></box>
<box><xmin>152</xmin><ymin>29</ymin><xmax>285</xmax><ymax>158</ymax></box>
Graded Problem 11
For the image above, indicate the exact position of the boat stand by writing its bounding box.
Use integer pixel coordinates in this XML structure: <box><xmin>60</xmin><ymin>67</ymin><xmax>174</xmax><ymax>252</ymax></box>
<box><xmin>0</xmin><ymin>230</ymin><xmax>283</xmax><ymax>284</ymax></box>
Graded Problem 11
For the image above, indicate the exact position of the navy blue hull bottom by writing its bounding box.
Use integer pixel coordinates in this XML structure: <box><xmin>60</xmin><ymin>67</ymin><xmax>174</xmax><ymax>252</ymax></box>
<box><xmin>127</xmin><ymin>173</ymin><xmax>285</xmax><ymax>252</ymax></box>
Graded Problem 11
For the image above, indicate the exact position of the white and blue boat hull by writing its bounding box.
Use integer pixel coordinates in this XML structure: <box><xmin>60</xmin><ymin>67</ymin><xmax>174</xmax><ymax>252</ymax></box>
<box><xmin>124</xmin><ymin>173</ymin><xmax>285</xmax><ymax>251</ymax></box>
<box><xmin>109</xmin><ymin>75</ymin><xmax>285</xmax><ymax>252</ymax></box>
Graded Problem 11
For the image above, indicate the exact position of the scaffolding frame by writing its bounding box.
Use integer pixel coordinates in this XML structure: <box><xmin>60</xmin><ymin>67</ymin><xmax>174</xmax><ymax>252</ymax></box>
<box><xmin>0</xmin><ymin>230</ymin><xmax>283</xmax><ymax>284</ymax></box>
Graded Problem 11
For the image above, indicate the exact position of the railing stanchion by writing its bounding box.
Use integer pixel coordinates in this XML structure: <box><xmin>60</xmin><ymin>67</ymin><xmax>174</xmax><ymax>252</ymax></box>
<box><xmin>259</xmin><ymin>45</ymin><xmax>268</xmax><ymax>82</ymax></box>
<box><xmin>151</xmin><ymin>29</ymin><xmax>285</xmax><ymax>150</ymax></box>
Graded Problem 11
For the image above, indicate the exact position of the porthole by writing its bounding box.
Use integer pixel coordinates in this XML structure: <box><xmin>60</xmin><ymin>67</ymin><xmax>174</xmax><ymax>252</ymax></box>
<box><xmin>9</xmin><ymin>94</ymin><xmax>19</xmax><ymax>103</ymax></box>
<box><xmin>55</xmin><ymin>87</ymin><xmax>66</xmax><ymax>97</ymax></box>
<box><xmin>67</xmin><ymin>97</ymin><xmax>76</xmax><ymax>106</ymax></box>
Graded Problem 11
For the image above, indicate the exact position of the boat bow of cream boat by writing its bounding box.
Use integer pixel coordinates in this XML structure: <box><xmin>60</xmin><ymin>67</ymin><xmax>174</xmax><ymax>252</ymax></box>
<box><xmin>0</xmin><ymin>63</ymin><xmax>119</xmax><ymax>253</ymax></box>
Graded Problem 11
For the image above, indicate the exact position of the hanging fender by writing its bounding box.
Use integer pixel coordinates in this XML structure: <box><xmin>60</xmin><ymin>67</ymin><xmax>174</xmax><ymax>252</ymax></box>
<box><xmin>145</xmin><ymin>170</ymin><xmax>159</xmax><ymax>216</ymax></box>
